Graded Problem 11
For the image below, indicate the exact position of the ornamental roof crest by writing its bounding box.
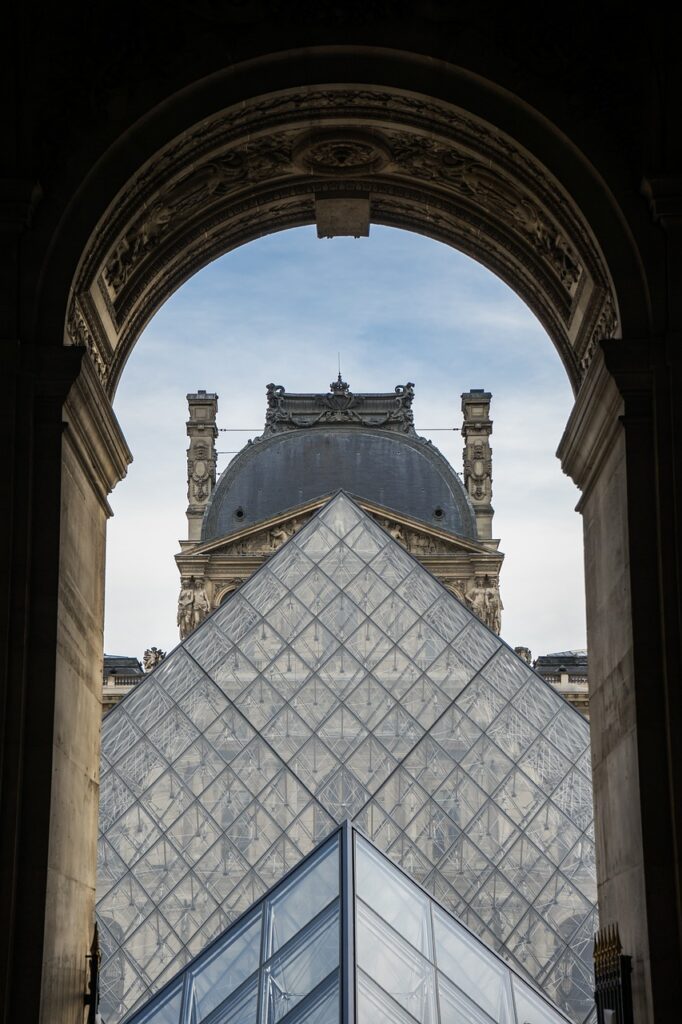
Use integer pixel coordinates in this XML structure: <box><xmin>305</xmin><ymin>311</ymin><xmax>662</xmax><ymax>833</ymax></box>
<box><xmin>263</xmin><ymin>380</ymin><xmax>416</xmax><ymax>435</ymax></box>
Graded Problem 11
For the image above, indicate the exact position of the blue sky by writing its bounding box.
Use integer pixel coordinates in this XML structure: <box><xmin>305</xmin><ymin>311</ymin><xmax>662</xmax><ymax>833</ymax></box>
<box><xmin>105</xmin><ymin>225</ymin><xmax>585</xmax><ymax>662</ymax></box>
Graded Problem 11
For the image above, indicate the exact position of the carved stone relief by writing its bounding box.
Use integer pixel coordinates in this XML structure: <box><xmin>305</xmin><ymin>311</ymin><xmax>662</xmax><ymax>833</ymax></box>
<box><xmin>69</xmin><ymin>85</ymin><xmax>617</xmax><ymax>392</ymax></box>
<box><xmin>579</xmin><ymin>292</ymin><xmax>619</xmax><ymax>373</ymax></box>
<box><xmin>380</xmin><ymin>519</ymin><xmax>452</xmax><ymax>555</ymax></box>
<box><xmin>215</xmin><ymin>514</ymin><xmax>312</xmax><ymax>558</ymax></box>
<box><xmin>387</xmin><ymin>132</ymin><xmax>582</xmax><ymax>294</ymax></box>
<box><xmin>65</xmin><ymin>298</ymin><xmax>109</xmax><ymax>385</ymax></box>
<box><xmin>188</xmin><ymin>445</ymin><xmax>212</xmax><ymax>504</ymax></box>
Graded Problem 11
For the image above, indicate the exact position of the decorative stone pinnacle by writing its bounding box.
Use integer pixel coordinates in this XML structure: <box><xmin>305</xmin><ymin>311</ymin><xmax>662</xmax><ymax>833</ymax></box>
<box><xmin>330</xmin><ymin>373</ymin><xmax>350</xmax><ymax>395</ymax></box>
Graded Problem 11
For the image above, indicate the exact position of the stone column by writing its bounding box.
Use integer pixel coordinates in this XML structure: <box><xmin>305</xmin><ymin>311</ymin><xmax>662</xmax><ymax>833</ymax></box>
<box><xmin>186</xmin><ymin>391</ymin><xmax>218</xmax><ymax>543</ymax></box>
<box><xmin>42</xmin><ymin>356</ymin><xmax>131</xmax><ymax>1024</ymax></box>
<box><xmin>0</xmin><ymin>340</ymin><xmax>131</xmax><ymax>1024</ymax></box>
<box><xmin>558</xmin><ymin>342</ymin><xmax>682</xmax><ymax>1024</ymax></box>
<box><xmin>461</xmin><ymin>389</ymin><xmax>494</xmax><ymax>542</ymax></box>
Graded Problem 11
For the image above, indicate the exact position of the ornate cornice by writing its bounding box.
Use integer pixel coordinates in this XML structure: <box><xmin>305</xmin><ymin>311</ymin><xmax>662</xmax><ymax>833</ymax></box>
<box><xmin>260</xmin><ymin>381</ymin><xmax>417</xmax><ymax>436</ymax></box>
<box><xmin>68</xmin><ymin>85</ymin><xmax>618</xmax><ymax>395</ymax></box>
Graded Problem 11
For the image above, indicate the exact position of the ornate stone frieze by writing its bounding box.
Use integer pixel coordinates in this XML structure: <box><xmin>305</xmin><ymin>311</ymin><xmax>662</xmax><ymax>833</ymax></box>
<box><xmin>220</xmin><ymin>515</ymin><xmax>311</xmax><ymax>556</ymax></box>
<box><xmin>65</xmin><ymin>298</ymin><xmax>109</xmax><ymax>384</ymax></box>
<box><xmin>292</xmin><ymin>129</ymin><xmax>391</xmax><ymax>175</ymax></box>
<box><xmin>579</xmin><ymin>293</ymin><xmax>619</xmax><ymax>373</ymax></box>
<box><xmin>70</xmin><ymin>85</ymin><xmax>617</xmax><ymax>396</ymax></box>
<box><xmin>260</xmin><ymin>380</ymin><xmax>416</xmax><ymax>435</ymax></box>
<box><xmin>102</xmin><ymin>133</ymin><xmax>296</xmax><ymax>300</ymax></box>
<box><xmin>380</xmin><ymin>519</ymin><xmax>453</xmax><ymax>554</ymax></box>
<box><xmin>386</xmin><ymin>131</ymin><xmax>582</xmax><ymax>294</ymax></box>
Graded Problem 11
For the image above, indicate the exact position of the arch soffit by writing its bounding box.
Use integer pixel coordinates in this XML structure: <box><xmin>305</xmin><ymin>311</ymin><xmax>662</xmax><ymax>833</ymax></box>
<box><xmin>67</xmin><ymin>82</ymin><xmax>619</xmax><ymax>396</ymax></box>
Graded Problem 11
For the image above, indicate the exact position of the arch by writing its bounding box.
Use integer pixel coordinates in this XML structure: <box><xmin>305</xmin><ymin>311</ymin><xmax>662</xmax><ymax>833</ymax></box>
<box><xmin>58</xmin><ymin>55</ymin><xmax>632</xmax><ymax>395</ymax></box>
<box><xmin>6</xmin><ymin>37</ymin><xmax>679</xmax><ymax>1024</ymax></box>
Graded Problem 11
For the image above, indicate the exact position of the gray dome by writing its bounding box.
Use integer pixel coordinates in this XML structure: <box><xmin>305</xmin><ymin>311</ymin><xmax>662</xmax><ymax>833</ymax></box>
<box><xmin>202</xmin><ymin>427</ymin><xmax>477</xmax><ymax>542</ymax></box>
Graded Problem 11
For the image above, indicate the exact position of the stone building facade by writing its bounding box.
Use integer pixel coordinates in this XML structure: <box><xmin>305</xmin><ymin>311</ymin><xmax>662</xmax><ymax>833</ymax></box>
<box><xmin>176</xmin><ymin>380</ymin><xmax>504</xmax><ymax>640</ymax></box>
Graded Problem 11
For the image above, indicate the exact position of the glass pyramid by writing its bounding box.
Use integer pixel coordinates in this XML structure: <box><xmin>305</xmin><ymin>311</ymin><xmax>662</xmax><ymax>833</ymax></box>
<box><xmin>121</xmin><ymin>822</ymin><xmax>574</xmax><ymax>1024</ymax></box>
<box><xmin>98</xmin><ymin>493</ymin><xmax>596</xmax><ymax>1024</ymax></box>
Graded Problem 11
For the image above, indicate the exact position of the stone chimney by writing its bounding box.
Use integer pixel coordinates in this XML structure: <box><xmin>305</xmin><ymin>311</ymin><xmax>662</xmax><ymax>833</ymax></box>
<box><xmin>461</xmin><ymin>389</ymin><xmax>494</xmax><ymax>542</ymax></box>
<box><xmin>185</xmin><ymin>391</ymin><xmax>218</xmax><ymax>543</ymax></box>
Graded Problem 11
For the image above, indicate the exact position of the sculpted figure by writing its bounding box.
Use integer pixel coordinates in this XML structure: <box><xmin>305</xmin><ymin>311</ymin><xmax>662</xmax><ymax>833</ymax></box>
<box><xmin>143</xmin><ymin>647</ymin><xmax>166</xmax><ymax>671</ymax></box>
<box><xmin>192</xmin><ymin>583</ymin><xmax>210</xmax><ymax>629</ymax></box>
<box><xmin>384</xmin><ymin>520</ymin><xmax>406</xmax><ymax>544</ymax></box>
<box><xmin>485</xmin><ymin>586</ymin><xmax>503</xmax><ymax>635</ymax></box>
<box><xmin>270</xmin><ymin>524</ymin><xmax>293</xmax><ymax>549</ymax></box>
<box><xmin>466</xmin><ymin>579</ymin><xmax>488</xmax><ymax>622</ymax></box>
<box><xmin>177</xmin><ymin>581</ymin><xmax>195</xmax><ymax>639</ymax></box>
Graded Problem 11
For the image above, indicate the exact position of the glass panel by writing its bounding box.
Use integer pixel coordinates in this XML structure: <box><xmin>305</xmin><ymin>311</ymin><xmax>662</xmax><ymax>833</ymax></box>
<box><xmin>429</xmin><ymin>707</ymin><xmax>481</xmax><ymax>761</ymax></box>
<box><xmin>159</xmin><ymin>872</ymin><xmax>218</xmax><ymax>944</ymax></box>
<box><xmin>256</xmin><ymin>837</ymin><xmax>303</xmax><ymax>891</ymax></box>
<box><xmin>263</xmin><ymin>905</ymin><xmax>339</xmax><ymax>1023</ymax></box>
<box><xmin>102</xmin><ymin>713</ymin><xmax>143</xmax><ymax>765</ymax></box>
<box><xmin>265</xmin><ymin>837</ymin><xmax>339</xmax><ymax>956</ymax></box>
<box><xmin>283</xmin><ymin>977</ymin><xmax>339</xmax><ymax>1024</ymax></box>
<box><xmin>126</xmin><ymin>910</ymin><xmax>184</xmax><ymax>984</ymax></box>
<box><xmin>513</xmin><ymin>974</ymin><xmax>579</xmax><ymax>1024</ymax></box>
<box><xmin>319</xmin><ymin>492</ymin><xmax>363</xmax><ymax>536</ymax></box>
<box><xmin>481</xmin><ymin>646</ymin><xmax>534</xmax><ymax>701</ymax></box>
<box><xmin>518</xmin><ymin>737</ymin><xmax>571</xmax><ymax>794</ymax></box>
<box><xmin>316</xmin><ymin>767</ymin><xmax>369</xmax><ymax>821</ymax></box>
<box><xmin>318</xmin><ymin>705</ymin><xmax>367</xmax><ymax>759</ymax></box>
<box><xmin>194</xmin><ymin>837</ymin><xmax>250</xmax><ymax>903</ymax></box>
<box><xmin>130</xmin><ymin>981</ymin><xmax>183</xmax><ymax>1024</ymax></box>
<box><xmin>357</xmin><ymin>971</ymin><xmax>418</xmax><ymax>1024</ymax></box>
<box><xmin>433</xmin><ymin>767</ymin><xmax>487</xmax><ymax>829</ymax></box>
<box><xmin>356</xmin><ymin>901</ymin><xmax>437</xmax><ymax>1024</ymax></box>
<box><xmin>551</xmin><ymin>769</ymin><xmax>593</xmax><ymax>831</ymax></box>
<box><xmin>206</xmin><ymin>974</ymin><xmax>259</xmax><ymax>1024</ymax></box>
<box><xmin>259</xmin><ymin>771</ymin><xmax>311</xmax><ymax>828</ymax></box>
<box><xmin>173</xmin><ymin>738</ymin><xmax>227</xmax><ymax>797</ymax></box>
<box><xmin>344</xmin><ymin>675</ymin><xmax>395</xmax><ymax>728</ymax></box>
<box><xmin>346</xmin><ymin>735</ymin><xmax>397</xmax><ymax>790</ymax></box>
<box><xmin>489</xmin><ymin>706</ymin><xmax>538</xmax><ymax>760</ymax></box>
<box><xmin>177</xmin><ymin>677</ymin><xmax>229</xmax><ymax>730</ymax></box>
<box><xmin>100</xmin><ymin>770</ymin><xmax>136</xmax><ymax>831</ymax></box>
<box><xmin>355</xmin><ymin>835</ymin><xmax>432</xmax><ymax>957</ymax></box>
<box><xmin>192</xmin><ymin>911</ymin><xmax>262</xmax><ymax>1021</ymax></box>
<box><xmin>438</xmin><ymin>972</ymin><xmax>498</xmax><ymax>1024</ymax></box>
<box><xmin>432</xmin><ymin>904</ymin><xmax>514</xmax><ymax>1024</ymax></box>
<box><xmin>148</xmin><ymin>708</ymin><xmax>199</xmax><ymax>763</ymax></box>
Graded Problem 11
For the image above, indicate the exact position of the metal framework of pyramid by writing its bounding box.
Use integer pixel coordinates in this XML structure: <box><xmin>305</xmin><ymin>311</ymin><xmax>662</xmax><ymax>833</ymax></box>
<box><xmin>121</xmin><ymin>823</ymin><xmax>574</xmax><ymax>1024</ymax></box>
<box><xmin>98</xmin><ymin>494</ymin><xmax>596</xmax><ymax>1024</ymax></box>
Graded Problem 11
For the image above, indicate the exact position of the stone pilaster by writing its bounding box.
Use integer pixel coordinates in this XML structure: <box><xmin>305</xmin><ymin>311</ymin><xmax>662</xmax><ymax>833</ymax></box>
<box><xmin>461</xmin><ymin>389</ymin><xmax>494</xmax><ymax>542</ymax></box>
<box><xmin>186</xmin><ymin>391</ymin><xmax>218</xmax><ymax>544</ymax></box>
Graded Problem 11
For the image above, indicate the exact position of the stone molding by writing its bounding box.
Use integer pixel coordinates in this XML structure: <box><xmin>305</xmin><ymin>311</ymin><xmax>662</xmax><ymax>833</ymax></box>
<box><xmin>67</xmin><ymin>86</ymin><xmax>618</xmax><ymax>396</ymax></box>
<box><xmin>61</xmin><ymin>355</ymin><xmax>132</xmax><ymax>514</ymax></box>
<box><xmin>557</xmin><ymin>344</ymin><xmax>625</xmax><ymax>509</ymax></box>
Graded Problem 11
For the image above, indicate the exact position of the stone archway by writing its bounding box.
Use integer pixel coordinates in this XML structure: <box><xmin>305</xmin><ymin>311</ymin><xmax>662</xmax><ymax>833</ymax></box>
<box><xmin>6</xmin><ymin>36</ymin><xmax>680</xmax><ymax>1024</ymax></box>
<box><xmin>67</xmin><ymin>83</ymin><xmax>617</xmax><ymax>395</ymax></box>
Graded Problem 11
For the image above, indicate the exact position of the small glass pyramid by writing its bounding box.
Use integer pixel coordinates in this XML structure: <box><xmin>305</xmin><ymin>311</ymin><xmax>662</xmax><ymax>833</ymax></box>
<box><xmin>122</xmin><ymin>822</ymin><xmax>574</xmax><ymax>1024</ymax></box>
<box><xmin>98</xmin><ymin>493</ymin><xmax>596</xmax><ymax>1023</ymax></box>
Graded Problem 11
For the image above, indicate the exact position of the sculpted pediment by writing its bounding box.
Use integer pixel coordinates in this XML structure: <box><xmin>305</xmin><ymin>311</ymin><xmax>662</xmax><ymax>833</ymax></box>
<box><xmin>190</xmin><ymin>500</ymin><xmax>490</xmax><ymax>560</ymax></box>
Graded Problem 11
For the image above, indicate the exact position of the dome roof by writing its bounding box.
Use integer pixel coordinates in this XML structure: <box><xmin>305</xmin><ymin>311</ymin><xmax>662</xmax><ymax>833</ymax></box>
<box><xmin>201</xmin><ymin>425</ymin><xmax>477</xmax><ymax>542</ymax></box>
